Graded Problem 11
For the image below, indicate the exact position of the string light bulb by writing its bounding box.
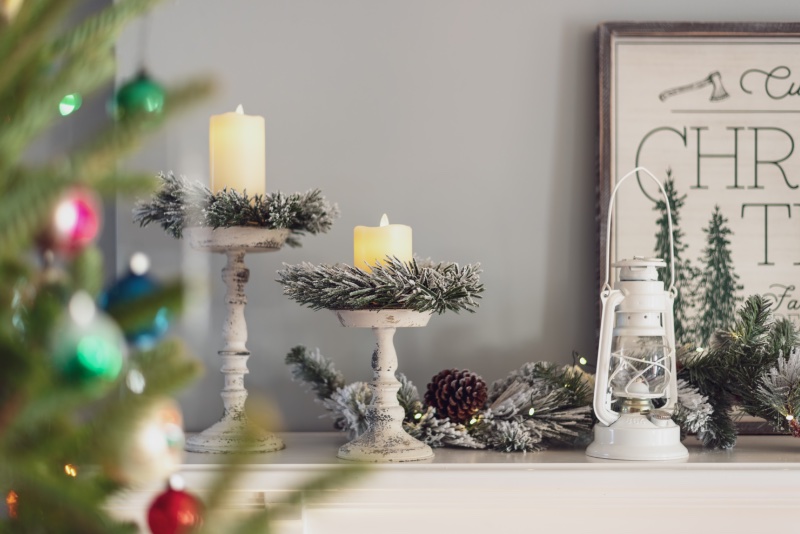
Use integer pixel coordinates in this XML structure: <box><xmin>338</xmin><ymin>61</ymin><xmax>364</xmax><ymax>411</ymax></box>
<box><xmin>64</xmin><ymin>464</ymin><xmax>78</xmax><ymax>477</ymax></box>
<box><xmin>6</xmin><ymin>490</ymin><xmax>18</xmax><ymax>518</ymax></box>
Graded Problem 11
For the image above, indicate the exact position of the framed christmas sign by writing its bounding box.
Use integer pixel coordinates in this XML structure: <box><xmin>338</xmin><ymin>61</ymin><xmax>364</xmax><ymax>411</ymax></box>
<box><xmin>598</xmin><ymin>22</ymin><xmax>800</xmax><ymax>347</ymax></box>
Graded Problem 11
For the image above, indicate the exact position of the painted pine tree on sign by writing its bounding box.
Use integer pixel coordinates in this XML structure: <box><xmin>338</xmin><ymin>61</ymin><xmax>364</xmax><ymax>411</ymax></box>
<box><xmin>653</xmin><ymin>169</ymin><xmax>700</xmax><ymax>345</ymax></box>
<box><xmin>695</xmin><ymin>206</ymin><xmax>742</xmax><ymax>347</ymax></box>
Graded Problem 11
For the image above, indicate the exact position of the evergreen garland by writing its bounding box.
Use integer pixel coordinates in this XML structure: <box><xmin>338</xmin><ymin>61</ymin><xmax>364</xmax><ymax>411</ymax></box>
<box><xmin>133</xmin><ymin>171</ymin><xmax>339</xmax><ymax>247</ymax></box>
<box><xmin>285</xmin><ymin>346</ymin><xmax>595</xmax><ymax>452</ymax></box>
<box><xmin>277</xmin><ymin>258</ymin><xmax>483</xmax><ymax>314</ymax></box>
<box><xmin>679</xmin><ymin>295</ymin><xmax>799</xmax><ymax>448</ymax></box>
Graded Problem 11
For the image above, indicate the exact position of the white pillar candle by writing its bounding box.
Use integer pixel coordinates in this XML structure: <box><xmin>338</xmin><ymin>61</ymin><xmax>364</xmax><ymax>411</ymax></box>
<box><xmin>209</xmin><ymin>104</ymin><xmax>266</xmax><ymax>196</ymax></box>
<box><xmin>353</xmin><ymin>214</ymin><xmax>413</xmax><ymax>272</ymax></box>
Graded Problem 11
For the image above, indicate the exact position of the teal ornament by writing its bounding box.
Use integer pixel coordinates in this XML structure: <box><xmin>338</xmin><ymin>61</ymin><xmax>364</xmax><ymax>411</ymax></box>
<box><xmin>100</xmin><ymin>253</ymin><xmax>170</xmax><ymax>350</ymax></box>
<box><xmin>112</xmin><ymin>70</ymin><xmax>165</xmax><ymax>118</ymax></box>
<box><xmin>52</xmin><ymin>292</ymin><xmax>127</xmax><ymax>387</ymax></box>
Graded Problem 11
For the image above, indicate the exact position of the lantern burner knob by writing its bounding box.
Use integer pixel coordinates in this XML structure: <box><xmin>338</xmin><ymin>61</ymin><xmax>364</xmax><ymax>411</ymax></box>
<box><xmin>612</xmin><ymin>256</ymin><xmax>666</xmax><ymax>282</ymax></box>
<box><xmin>649</xmin><ymin>410</ymin><xmax>674</xmax><ymax>427</ymax></box>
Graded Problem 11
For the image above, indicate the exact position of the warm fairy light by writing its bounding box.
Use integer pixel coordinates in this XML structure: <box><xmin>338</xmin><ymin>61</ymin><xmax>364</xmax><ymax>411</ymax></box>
<box><xmin>235</xmin><ymin>104</ymin><xmax>244</xmax><ymax>114</ymax></box>
<box><xmin>469</xmin><ymin>417</ymin><xmax>477</xmax><ymax>425</ymax></box>
<box><xmin>379</xmin><ymin>213</ymin><xmax>389</xmax><ymax>227</ymax></box>
<box><xmin>6</xmin><ymin>490</ymin><xmax>18</xmax><ymax>518</ymax></box>
<box><xmin>787</xmin><ymin>415</ymin><xmax>794</xmax><ymax>421</ymax></box>
<box><xmin>414</xmin><ymin>412</ymin><xmax>422</xmax><ymax>420</ymax></box>
<box><xmin>64</xmin><ymin>464</ymin><xmax>77</xmax><ymax>477</ymax></box>
<box><xmin>528</xmin><ymin>407</ymin><xmax>535</xmax><ymax>416</ymax></box>
<box><xmin>579</xmin><ymin>356</ymin><xmax>588</xmax><ymax>365</ymax></box>
<box><xmin>129</xmin><ymin>252</ymin><xmax>150</xmax><ymax>275</ymax></box>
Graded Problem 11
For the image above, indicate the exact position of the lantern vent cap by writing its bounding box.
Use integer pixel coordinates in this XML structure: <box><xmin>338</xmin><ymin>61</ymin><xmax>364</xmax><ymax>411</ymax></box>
<box><xmin>613</xmin><ymin>256</ymin><xmax>665</xmax><ymax>282</ymax></box>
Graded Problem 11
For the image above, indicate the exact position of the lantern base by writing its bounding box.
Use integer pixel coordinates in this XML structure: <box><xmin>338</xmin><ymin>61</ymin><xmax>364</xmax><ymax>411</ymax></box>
<box><xmin>586</xmin><ymin>414</ymin><xmax>688</xmax><ymax>461</ymax></box>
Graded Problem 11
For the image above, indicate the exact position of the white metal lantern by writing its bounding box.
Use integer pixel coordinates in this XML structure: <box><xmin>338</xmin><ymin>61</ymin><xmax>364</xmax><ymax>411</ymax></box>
<box><xmin>586</xmin><ymin>167</ymin><xmax>689</xmax><ymax>461</ymax></box>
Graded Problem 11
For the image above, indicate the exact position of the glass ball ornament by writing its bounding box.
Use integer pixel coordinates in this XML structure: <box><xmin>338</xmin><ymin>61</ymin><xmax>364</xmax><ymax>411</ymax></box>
<box><xmin>38</xmin><ymin>187</ymin><xmax>102</xmax><ymax>256</ymax></box>
<box><xmin>147</xmin><ymin>476</ymin><xmax>204</xmax><ymax>534</ymax></box>
<box><xmin>51</xmin><ymin>292</ymin><xmax>127</xmax><ymax>388</ymax></box>
<box><xmin>112</xmin><ymin>70</ymin><xmax>165</xmax><ymax>118</ymax></box>
<box><xmin>100</xmin><ymin>253</ymin><xmax>170</xmax><ymax>350</ymax></box>
<box><xmin>106</xmin><ymin>399</ymin><xmax>185</xmax><ymax>487</ymax></box>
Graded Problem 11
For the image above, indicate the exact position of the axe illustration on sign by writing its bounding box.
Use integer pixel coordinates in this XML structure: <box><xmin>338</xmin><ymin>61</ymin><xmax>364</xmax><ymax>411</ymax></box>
<box><xmin>658</xmin><ymin>71</ymin><xmax>729</xmax><ymax>102</ymax></box>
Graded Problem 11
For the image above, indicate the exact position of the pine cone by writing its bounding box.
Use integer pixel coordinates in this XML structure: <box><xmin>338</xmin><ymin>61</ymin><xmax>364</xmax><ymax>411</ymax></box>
<box><xmin>424</xmin><ymin>368</ymin><xmax>487</xmax><ymax>424</ymax></box>
<box><xmin>790</xmin><ymin>419</ymin><xmax>800</xmax><ymax>438</ymax></box>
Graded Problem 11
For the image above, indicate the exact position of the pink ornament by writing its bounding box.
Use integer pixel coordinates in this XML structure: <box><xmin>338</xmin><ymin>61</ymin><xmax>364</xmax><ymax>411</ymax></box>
<box><xmin>39</xmin><ymin>188</ymin><xmax>101</xmax><ymax>255</ymax></box>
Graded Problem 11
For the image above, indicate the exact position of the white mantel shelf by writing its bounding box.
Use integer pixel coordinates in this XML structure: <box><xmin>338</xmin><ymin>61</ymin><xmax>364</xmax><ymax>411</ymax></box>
<box><xmin>112</xmin><ymin>432</ymin><xmax>800</xmax><ymax>533</ymax></box>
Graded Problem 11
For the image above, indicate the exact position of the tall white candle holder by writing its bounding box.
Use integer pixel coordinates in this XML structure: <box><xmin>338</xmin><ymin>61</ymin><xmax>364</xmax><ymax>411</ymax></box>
<box><xmin>333</xmin><ymin>309</ymin><xmax>434</xmax><ymax>462</ymax></box>
<box><xmin>184</xmin><ymin>227</ymin><xmax>289</xmax><ymax>454</ymax></box>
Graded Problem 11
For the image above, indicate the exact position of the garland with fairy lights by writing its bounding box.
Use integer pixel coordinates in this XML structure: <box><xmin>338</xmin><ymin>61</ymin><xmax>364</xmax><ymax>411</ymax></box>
<box><xmin>285</xmin><ymin>296</ymin><xmax>800</xmax><ymax>451</ymax></box>
<box><xmin>133</xmin><ymin>172</ymin><xmax>338</xmax><ymax>247</ymax></box>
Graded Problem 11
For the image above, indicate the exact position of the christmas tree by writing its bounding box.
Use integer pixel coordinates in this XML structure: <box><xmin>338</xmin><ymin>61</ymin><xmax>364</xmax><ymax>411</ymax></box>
<box><xmin>695</xmin><ymin>205</ymin><xmax>742</xmax><ymax>347</ymax></box>
<box><xmin>0</xmin><ymin>2</ymin><xmax>360</xmax><ymax>531</ymax></box>
<box><xmin>652</xmin><ymin>169</ymin><xmax>700</xmax><ymax>344</ymax></box>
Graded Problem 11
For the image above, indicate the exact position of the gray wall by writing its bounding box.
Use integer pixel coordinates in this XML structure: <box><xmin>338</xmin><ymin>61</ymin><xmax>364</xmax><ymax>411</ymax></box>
<box><xmin>115</xmin><ymin>1</ymin><xmax>800</xmax><ymax>432</ymax></box>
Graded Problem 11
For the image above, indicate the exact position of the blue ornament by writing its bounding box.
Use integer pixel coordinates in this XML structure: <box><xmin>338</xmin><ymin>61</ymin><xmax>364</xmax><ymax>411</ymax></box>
<box><xmin>100</xmin><ymin>253</ymin><xmax>170</xmax><ymax>350</ymax></box>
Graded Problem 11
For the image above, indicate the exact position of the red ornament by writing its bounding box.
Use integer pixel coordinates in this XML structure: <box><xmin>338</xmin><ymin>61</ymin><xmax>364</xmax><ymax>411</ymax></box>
<box><xmin>38</xmin><ymin>188</ymin><xmax>101</xmax><ymax>255</ymax></box>
<box><xmin>147</xmin><ymin>485</ymin><xmax>203</xmax><ymax>534</ymax></box>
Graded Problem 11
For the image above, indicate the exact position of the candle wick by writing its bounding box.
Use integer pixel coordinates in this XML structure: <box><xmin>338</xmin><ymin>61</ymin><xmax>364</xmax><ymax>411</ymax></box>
<box><xmin>380</xmin><ymin>213</ymin><xmax>389</xmax><ymax>227</ymax></box>
<box><xmin>235</xmin><ymin>104</ymin><xmax>244</xmax><ymax>114</ymax></box>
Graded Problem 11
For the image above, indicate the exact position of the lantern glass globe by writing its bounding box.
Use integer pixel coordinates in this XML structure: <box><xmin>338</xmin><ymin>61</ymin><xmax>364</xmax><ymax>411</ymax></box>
<box><xmin>610</xmin><ymin>335</ymin><xmax>671</xmax><ymax>399</ymax></box>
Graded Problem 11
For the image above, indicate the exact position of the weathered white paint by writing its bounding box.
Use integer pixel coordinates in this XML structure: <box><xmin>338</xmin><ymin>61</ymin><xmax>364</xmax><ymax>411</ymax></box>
<box><xmin>184</xmin><ymin>227</ymin><xmax>289</xmax><ymax>453</ymax></box>
<box><xmin>334</xmin><ymin>309</ymin><xmax>433</xmax><ymax>462</ymax></box>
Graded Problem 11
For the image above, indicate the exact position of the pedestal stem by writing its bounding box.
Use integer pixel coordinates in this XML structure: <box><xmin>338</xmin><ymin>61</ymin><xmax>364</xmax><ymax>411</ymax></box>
<box><xmin>219</xmin><ymin>251</ymin><xmax>249</xmax><ymax>420</ymax></box>
<box><xmin>369</xmin><ymin>327</ymin><xmax>404</xmax><ymax>430</ymax></box>
<box><xmin>184</xmin><ymin>250</ymin><xmax>284</xmax><ymax>453</ymax></box>
<box><xmin>335</xmin><ymin>310</ymin><xmax>433</xmax><ymax>462</ymax></box>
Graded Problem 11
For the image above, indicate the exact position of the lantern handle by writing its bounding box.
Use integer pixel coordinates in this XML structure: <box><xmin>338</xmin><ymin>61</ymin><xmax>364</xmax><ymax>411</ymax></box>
<box><xmin>603</xmin><ymin>167</ymin><xmax>676</xmax><ymax>294</ymax></box>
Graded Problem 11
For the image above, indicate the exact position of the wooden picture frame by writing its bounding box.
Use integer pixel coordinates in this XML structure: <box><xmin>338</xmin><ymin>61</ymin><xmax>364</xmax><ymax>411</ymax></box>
<box><xmin>598</xmin><ymin>22</ymin><xmax>800</xmax><ymax>343</ymax></box>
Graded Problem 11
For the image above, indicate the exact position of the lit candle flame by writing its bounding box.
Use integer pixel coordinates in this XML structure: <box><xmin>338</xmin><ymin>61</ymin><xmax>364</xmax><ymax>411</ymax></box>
<box><xmin>235</xmin><ymin>104</ymin><xmax>244</xmax><ymax>114</ymax></box>
<box><xmin>379</xmin><ymin>214</ymin><xmax>389</xmax><ymax>227</ymax></box>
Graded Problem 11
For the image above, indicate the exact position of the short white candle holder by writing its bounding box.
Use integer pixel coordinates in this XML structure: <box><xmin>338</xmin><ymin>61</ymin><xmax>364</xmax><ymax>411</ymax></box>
<box><xmin>333</xmin><ymin>309</ymin><xmax>434</xmax><ymax>462</ymax></box>
<box><xmin>184</xmin><ymin>227</ymin><xmax>289</xmax><ymax>454</ymax></box>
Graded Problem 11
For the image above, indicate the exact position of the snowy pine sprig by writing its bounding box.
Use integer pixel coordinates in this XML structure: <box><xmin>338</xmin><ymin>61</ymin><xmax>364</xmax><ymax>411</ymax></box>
<box><xmin>754</xmin><ymin>348</ymin><xmax>800</xmax><ymax>432</ymax></box>
<box><xmin>277</xmin><ymin>258</ymin><xmax>483</xmax><ymax>314</ymax></box>
<box><xmin>133</xmin><ymin>171</ymin><xmax>338</xmax><ymax>246</ymax></box>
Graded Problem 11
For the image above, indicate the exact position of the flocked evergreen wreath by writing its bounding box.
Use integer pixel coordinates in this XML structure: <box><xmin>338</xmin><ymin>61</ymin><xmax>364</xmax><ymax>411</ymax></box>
<box><xmin>133</xmin><ymin>172</ymin><xmax>338</xmax><ymax>247</ymax></box>
<box><xmin>277</xmin><ymin>257</ymin><xmax>483</xmax><ymax>314</ymax></box>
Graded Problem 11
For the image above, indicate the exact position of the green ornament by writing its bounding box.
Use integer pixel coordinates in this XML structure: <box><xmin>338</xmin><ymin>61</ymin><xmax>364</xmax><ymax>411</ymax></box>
<box><xmin>113</xmin><ymin>70</ymin><xmax>165</xmax><ymax>118</ymax></box>
<box><xmin>52</xmin><ymin>292</ymin><xmax>127</xmax><ymax>387</ymax></box>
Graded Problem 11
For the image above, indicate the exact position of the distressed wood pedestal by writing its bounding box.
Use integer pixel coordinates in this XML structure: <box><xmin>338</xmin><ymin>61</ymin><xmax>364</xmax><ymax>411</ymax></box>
<box><xmin>184</xmin><ymin>227</ymin><xmax>289</xmax><ymax>454</ymax></box>
<box><xmin>333</xmin><ymin>309</ymin><xmax>433</xmax><ymax>462</ymax></box>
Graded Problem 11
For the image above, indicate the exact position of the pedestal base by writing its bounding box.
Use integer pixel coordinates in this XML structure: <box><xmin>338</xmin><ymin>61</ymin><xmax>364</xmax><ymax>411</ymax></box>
<box><xmin>586</xmin><ymin>414</ymin><xmax>688</xmax><ymax>461</ymax></box>
<box><xmin>185</xmin><ymin>418</ymin><xmax>284</xmax><ymax>454</ymax></box>
<box><xmin>338</xmin><ymin>427</ymin><xmax>433</xmax><ymax>463</ymax></box>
